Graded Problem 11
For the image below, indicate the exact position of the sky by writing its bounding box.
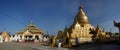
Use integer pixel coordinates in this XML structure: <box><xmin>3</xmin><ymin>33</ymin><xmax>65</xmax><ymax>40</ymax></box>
<box><xmin>0</xmin><ymin>0</ymin><xmax>120</xmax><ymax>35</ymax></box>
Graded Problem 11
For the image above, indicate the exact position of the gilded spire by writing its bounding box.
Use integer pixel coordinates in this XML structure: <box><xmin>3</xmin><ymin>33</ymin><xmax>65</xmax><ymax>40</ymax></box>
<box><xmin>79</xmin><ymin>5</ymin><xmax>82</xmax><ymax>9</ymax></box>
<box><xmin>74</xmin><ymin>5</ymin><xmax>89</xmax><ymax>25</ymax></box>
<box><xmin>27</xmin><ymin>21</ymin><xmax>37</xmax><ymax>30</ymax></box>
<box><xmin>78</xmin><ymin>5</ymin><xmax>85</xmax><ymax>15</ymax></box>
<box><xmin>29</xmin><ymin>21</ymin><xmax>35</xmax><ymax>26</ymax></box>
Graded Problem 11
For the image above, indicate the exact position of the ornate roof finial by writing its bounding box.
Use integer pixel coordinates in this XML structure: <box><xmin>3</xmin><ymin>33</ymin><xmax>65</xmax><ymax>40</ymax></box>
<box><xmin>96</xmin><ymin>24</ymin><xmax>100</xmax><ymax>30</ymax></box>
<box><xmin>30</xmin><ymin>20</ymin><xmax>33</xmax><ymax>24</ymax></box>
<box><xmin>29</xmin><ymin>20</ymin><xmax>34</xmax><ymax>26</ymax></box>
<box><xmin>58</xmin><ymin>28</ymin><xmax>62</xmax><ymax>31</ymax></box>
<box><xmin>79</xmin><ymin>5</ymin><xmax>83</xmax><ymax>10</ymax></box>
<box><xmin>96</xmin><ymin>24</ymin><xmax>99</xmax><ymax>27</ymax></box>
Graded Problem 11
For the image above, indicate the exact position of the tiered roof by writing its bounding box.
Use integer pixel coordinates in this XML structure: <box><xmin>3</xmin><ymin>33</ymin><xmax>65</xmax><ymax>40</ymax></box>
<box><xmin>17</xmin><ymin>21</ymin><xmax>42</xmax><ymax>34</ymax></box>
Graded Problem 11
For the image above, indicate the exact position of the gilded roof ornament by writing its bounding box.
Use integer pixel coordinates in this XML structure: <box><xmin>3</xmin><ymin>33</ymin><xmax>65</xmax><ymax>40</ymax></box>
<box><xmin>28</xmin><ymin>21</ymin><xmax>35</xmax><ymax>26</ymax></box>
<box><xmin>75</xmin><ymin>5</ymin><xmax>89</xmax><ymax>25</ymax></box>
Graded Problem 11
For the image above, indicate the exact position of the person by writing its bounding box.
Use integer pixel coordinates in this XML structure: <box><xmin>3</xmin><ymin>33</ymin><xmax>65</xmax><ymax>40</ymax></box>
<box><xmin>58</xmin><ymin>42</ymin><xmax>62</xmax><ymax>47</ymax></box>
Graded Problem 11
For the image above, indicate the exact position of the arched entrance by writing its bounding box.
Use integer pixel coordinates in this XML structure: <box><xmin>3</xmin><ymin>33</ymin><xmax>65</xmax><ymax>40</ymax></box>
<box><xmin>35</xmin><ymin>35</ymin><xmax>39</xmax><ymax>40</ymax></box>
<box><xmin>24</xmin><ymin>35</ymin><xmax>33</xmax><ymax>42</ymax></box>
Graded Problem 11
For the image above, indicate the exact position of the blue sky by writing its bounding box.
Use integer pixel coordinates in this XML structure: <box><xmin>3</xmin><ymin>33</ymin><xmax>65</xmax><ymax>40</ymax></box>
<box><xmin>0</xmin><ymin>0</ymin><xmax>120</xmax><ymax>35</ymax></box>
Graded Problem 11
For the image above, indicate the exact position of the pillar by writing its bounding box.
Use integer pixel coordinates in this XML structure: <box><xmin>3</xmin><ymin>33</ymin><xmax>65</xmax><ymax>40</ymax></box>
<box><xmin>119</xmin><ymin>27</ymin><xmax>120</xmax><ymax>34</ymax></box>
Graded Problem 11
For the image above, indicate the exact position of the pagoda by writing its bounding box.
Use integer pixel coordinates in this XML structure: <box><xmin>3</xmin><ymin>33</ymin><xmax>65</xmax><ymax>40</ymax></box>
<box><xmin>64</xmin><ymin>6</ymin><xmax>94</xmax><ymax>44</ymax></box>
<box><xmin>16</xmin><ymin>21</ymin><xmax>43</xmax><ymax>42</ymax></box>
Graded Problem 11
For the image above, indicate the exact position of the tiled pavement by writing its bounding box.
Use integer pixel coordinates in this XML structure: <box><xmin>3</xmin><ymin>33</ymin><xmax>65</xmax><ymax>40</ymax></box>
<box><xmin>0</xmin><ymin>42</ymin><xmax>120</xmax><ymax>50</ymax></box>
<box><xmin>0</xmin><ymin>42</ymin><xmax>70</xmax><ymax>50</ymax></box>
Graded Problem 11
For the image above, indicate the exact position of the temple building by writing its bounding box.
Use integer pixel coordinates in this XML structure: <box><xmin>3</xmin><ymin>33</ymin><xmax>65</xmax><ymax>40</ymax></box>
<box><xmin>0</xmin><ymin>31</ymin><xmax>10</xmax><ymax>43</ymax></box>
<box><xmin>10</xmin><ymin>34</ymin><xmax>19</xmax><ymax>42</ymax></box>
<box><xmin>63</xmin><ymin>6</ymin><xmax>95</xmax><ymax>44</ymax></box>
<box><xmin>16</xmin><ymin>21</ymin><xmax>43</xmax><ymax>42</ymax></box>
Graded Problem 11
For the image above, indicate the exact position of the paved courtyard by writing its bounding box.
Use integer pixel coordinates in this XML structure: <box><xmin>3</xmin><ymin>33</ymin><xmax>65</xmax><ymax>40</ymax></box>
<box><xmin>0</xmin><ymin>42</ymin><xmax>69</xmax><ymax>50</ymax></box>
<box><xmin>0</xmin><ymin>42</ymin><xmax>120</xmax><ymax>50</ymax></box>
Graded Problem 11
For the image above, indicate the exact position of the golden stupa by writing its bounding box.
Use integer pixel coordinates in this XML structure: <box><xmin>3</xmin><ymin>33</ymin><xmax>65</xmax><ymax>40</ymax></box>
<box><xmin>64</xmin><ymin>5</ymin><xmax>94</xmax><ymax>44</ymax></box>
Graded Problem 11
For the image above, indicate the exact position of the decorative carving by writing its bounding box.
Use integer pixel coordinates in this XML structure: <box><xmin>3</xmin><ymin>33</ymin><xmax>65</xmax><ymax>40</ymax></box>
<box><xmin>114</xmin><ymin>20</ymin><xmax>120</xmax><ymax>34</ymax></box>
